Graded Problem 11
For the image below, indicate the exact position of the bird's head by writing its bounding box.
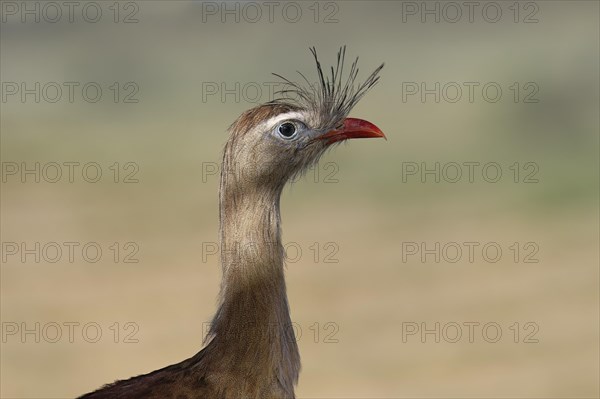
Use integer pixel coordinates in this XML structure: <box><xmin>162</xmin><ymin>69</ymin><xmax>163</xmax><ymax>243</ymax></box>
<box><xmin>222</xmin><ymin>47</ymin><xmax>385</xmax><ymax>192</ymax></box>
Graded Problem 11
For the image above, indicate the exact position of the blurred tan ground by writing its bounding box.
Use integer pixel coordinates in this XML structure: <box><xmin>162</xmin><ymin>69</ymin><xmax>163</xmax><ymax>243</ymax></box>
<box><xmin>1</xmin><ymin>1</ymin><xmax>599</xmax><ymax>398</ymax></box>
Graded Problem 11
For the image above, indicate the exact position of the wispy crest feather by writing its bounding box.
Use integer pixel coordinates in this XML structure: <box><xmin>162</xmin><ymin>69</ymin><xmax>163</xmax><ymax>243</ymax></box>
<box><xmin>271</xmin><ymin>46</ymin><xmax>384</xmax><ymax>130</ymax></box>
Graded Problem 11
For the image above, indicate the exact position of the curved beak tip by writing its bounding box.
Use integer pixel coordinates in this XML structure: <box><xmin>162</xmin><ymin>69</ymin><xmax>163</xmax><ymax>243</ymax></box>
<box><xmin>319</xmin><ymin>117</ymin><xmax>386</xmax><ymax>144</ymax></box>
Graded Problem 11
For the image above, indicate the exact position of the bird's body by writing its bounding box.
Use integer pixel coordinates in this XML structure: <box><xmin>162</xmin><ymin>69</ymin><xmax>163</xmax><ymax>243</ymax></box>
<box><xmin>80</xmin><ymin>47</ymin><xmax>384</xmax><ymax>399</ymax></box>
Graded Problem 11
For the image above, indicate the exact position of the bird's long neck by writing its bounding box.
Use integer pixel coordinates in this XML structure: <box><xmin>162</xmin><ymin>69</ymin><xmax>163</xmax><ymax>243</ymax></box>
<box><xmin>204</xmin><ymin>162</ymin><xmax>299</xmax><ymax>397</ymax></box>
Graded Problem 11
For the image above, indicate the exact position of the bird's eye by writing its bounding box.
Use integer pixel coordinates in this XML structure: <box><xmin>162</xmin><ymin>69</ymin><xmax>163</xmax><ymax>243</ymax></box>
<box><xmin>278</xmin><ymin>122</ymin><xmax>297</xmax><ymax>139</ymax></box>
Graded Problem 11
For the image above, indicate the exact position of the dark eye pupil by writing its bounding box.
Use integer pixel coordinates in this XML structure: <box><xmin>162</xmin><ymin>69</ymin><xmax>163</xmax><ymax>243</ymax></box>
<box><xmin>279</xmin><ymin>123</ymin><xmax>296</xmax><ymax>138</ymax></box>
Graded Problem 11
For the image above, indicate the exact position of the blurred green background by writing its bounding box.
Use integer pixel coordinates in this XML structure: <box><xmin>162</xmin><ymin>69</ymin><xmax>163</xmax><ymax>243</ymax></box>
<box><xmin>1</xmin><ymin>1</ymin><xmax>598</xmax><ymax>398</ymax></box>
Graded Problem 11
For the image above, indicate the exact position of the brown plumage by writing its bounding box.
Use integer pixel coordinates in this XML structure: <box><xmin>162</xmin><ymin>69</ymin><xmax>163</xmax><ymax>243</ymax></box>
<box><xmin>79</xmin><ymin>47</ymin><xmax>384</xmax><ymax>399</ymax></box>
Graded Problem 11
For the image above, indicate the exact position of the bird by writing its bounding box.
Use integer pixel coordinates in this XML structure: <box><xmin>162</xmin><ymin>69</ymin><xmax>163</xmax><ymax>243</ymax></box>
<box><xmin>79</xmin><ymin>46</ymin><xmax>385</xmax><ymax>399</ymax></box>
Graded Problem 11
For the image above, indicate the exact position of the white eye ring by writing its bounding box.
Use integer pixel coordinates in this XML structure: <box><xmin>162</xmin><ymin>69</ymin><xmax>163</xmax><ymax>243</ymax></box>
<box><xmin>277</xmin><ymin>122</ymin><xmax>297</xmax><ymax>139</ymax></box>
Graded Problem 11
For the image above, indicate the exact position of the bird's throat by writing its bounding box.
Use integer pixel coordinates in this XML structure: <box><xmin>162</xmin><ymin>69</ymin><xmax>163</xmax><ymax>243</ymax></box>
<box><xmin>205</xmin><ymin>182</ymin><xmax>300</xmax><ymax>396</ymax></box>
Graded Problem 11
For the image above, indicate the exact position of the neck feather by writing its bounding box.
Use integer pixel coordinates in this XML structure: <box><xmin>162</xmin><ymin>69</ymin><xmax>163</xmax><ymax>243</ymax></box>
<box><xmin>203</xmin><ymin>161</ymin><xmax>300</xmax><ymax>397</ymax></box>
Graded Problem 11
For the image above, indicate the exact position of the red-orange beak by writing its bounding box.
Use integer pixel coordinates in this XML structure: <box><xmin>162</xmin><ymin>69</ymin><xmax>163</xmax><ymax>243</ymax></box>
<box><xmin>318</xmin><ymin>118</ymin><xmax>386</xmax><ymax>145</ymax></box>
